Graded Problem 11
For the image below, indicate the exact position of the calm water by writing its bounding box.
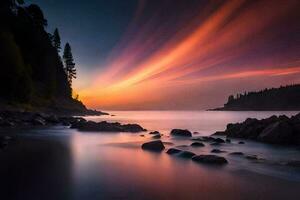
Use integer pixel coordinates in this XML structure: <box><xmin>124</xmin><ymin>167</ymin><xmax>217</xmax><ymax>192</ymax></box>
<box><xmin>0</xmin><ymin>111</ymin><xmax>300</xmax><ymax>200</ymax></box>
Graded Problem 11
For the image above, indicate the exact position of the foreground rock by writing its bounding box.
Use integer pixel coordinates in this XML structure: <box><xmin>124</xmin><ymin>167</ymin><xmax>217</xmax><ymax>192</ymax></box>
<box><xmin>71</xmin><ymin>120</ymin><xmax>146</xmax><ymax>132</ymax></box>
<box><xmin>166</xmin><ymin>148</ymin><xmax>182</xmax><ymax>155</ymax></box>
<box><xmin>213</xmin><ymin>113</ymin><xmax>300</xmax><ymax>145</ymax></box>
<box><xmin>170</xmin><ymin>129</ymin><xmax>192</xmax><ymax>137</ymax></box>
<box><xmin>141</xmin><ymin>140</ymin><xmax>165</xmax><ymax>151</ymax></box>
<box><xmin>190</xmin><ymin>142</ymin><xmax>205</xmax><ymax>147</ymax></box>
<box><xmin>192</xmin><ymin>155</ymin><xmax>228</xmax><ymax>165</ymax></box>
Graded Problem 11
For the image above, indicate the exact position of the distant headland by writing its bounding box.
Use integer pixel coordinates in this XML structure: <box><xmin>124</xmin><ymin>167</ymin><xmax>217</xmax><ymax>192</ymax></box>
<box><xmin>211</xmin><ymin>84</ymin><xmax>300</xmax><ymax>111</ymax></box>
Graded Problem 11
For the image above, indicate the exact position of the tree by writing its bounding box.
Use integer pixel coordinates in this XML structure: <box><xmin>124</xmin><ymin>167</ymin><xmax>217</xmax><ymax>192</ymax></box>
<box><xmin>26</xmin><ymin>4</ymin><xmax>47</xmax><ymax>27</ymax></box>
<box><xmin>63</xmin><ymin>43</ymin><xmax>76</xmax><ymax>86</ymax></box>
<box><xmin>53</xmin><ymin>28</ymin><xmax>61</xmax><ymax>53</ymax></box>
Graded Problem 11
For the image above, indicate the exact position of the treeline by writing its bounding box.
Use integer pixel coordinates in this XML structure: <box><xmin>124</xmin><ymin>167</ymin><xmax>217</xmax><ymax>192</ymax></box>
<box><xmin>219</xmin><ymin>84</ymin><xmax>300</xmax><ymax>111</ymax></box>
<box><xmin>0</xmin><ymin>0</ymin><xmax>82</xmax><ymax>111</ymax></box>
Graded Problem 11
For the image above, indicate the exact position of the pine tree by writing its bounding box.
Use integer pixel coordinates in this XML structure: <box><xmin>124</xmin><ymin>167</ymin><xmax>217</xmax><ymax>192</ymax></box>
<box><xmin>63</xmin><ymin>43</ymin><xmax>76</xmax><ymax>86</ymax></box>
<box><xmin>53</xmin><ymin>28</ymin><xmax>61</xmax><ymax>53</ymax></box>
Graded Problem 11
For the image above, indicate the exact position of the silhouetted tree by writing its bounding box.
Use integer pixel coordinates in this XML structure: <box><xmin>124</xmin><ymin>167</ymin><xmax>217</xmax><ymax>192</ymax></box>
<box><xmin>53</xmin><ymin>28</ymin><xmax>61</xmax><ymax>53</ymax></box>
<box><xmin>26</xmin><ymin>4</ymin><xmax>47</xmax><ymax>27</ymax></box>
<box><xmin>63</xmin><ymin>43</ymin><xmax>76</xmax><ymax>85</ymax></box>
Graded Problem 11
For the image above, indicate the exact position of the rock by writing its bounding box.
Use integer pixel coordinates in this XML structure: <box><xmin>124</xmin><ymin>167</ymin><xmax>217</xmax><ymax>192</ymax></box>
<box><xmin>141</xmin><ymin>140</ymin><xmax>165</xmax><ymax>151</ymax></box>
<box><xmin>140</xmin><ymin>135</ymin><xmax>145</xmax><ymax>137</ymax></box>
<box><xmin>258</xmin><ymin>121</ymin><xmax>293</xmax><ymax>144</ymax></box>
<box><xmin>286</xmin><ymin>160</ymin><xmax>300</xmax><ymax>167</ymax></box>
<box><xmin>190</xmin><ymin>142</ymin><xmax>205</xmax><ymax>147</ymax></box>
<box><xmin>163</xmin><ymin>142</ymin><xmax>174</xmax><ymax>145</ymax></box>
<box><xmin>225</xmin><ymin>138</ymin><xmax>231</xmax><ymax>143</ymax></box>
<box><xmin>177</xmin><ymin>151</ymin><xmax>196</xmax><ymax>158</ymax></box>
<box><xmin>32</xmin><ymin>117</ymin><xmax>46</xmax><ymax>126</ymax></box>
<box><xmin>213</xmin><ymin>131</ymin><xmax>226</xmax><ymax>136</ymax></box>
<box><xmin>238</xmin><ymin>141</ymin><xmax>245</xmax><ymax>144</ymax></box>
<box><xmin>191</xmin><ymin>137</ymin><xmax>204</xmax><ymax>142</ymax></box>
<box><xmin>176</xmin><ymin>145</ymin><xmax>189</xmax><ymax>148</ymax></box>
<box><xmin>45</xmin><ymin>115</ymin><xmax>59</xmax><ymax>124</ymax></box>
<box><xmin>166</xmin><ymin>148</ymin><xmax>182</xmax><ymax>155</ymax></box>
<box><xmin>201</xmin><ymin>136</ymin><xmax>215</xmax><ymax>142</ymax></box>
<box><xmin>149</xmin><ymin>131</ymin><xmax>160</xmax><ymax>135</ymax></box>
<box><xmin>152</xmin><ymin>134</ymin><xmax>161</xmax><ymax>139</ymax></box>
<box><xmin>213</xmin><ymin>138</ymin><xmax>225</xmax><ymax>143</ymax></box>
<box><xmin>193</xmin><ymin>132</ymin><xmax>200</xmax><ymax>135</ymax></box>
<box><xmin>71</xmin><ymin>121</ymin><xmax>146</xmax><ymax>132</ymax></box>
<box><xmin>170</xmin><ymin>129</ymin><xmax>192</xmax><ymax>137</ymax></box>
<box><xmin>245</xmin><ymin>155</ymin><xmax>258</xmax><ymax>160</ymax></box>
<box><xmin>210</xmin><ymin>142</ymin><xmax>222</xmax><ymax>146</ymax></box>
<box><xmin>211</xmin><ymin>149</ymin><xmax>226</xmax><ymax>153</ymax></box>
<box><xmin>192</xmin><ymin>155</ymin><xmax>228</xmax><ymax>165</ymax></box>
<box><xmin>229</xmin><ymin>152</ymin><xmax>244</xmax><ymax>156</ymax></box>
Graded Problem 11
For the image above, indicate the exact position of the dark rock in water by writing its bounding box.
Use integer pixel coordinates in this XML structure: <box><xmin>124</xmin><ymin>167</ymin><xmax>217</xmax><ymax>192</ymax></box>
<box><xmin>193</xmin><ymin>132</ymin><xmax>200</xmax><ymax>135</ymax></box>
<box><xmin>176</xmin><ymin>145</ymin><xmax>189</xmax><ymax>148</ymax></box>
<box><xmin>225</xmin><ymin>138</ymin><xmax>231</xmax><ymax>143</ymax></box>
<box><xmin>141</xmin><ymin>140</ymin><xmax>165</xmax><ymax>151</ymax></box>
<box><xmin>177</xmin><ymin>151</ymin><xmax>196</xmax><ymax>158</ymax></box>
<box><xmin>229</xmin><ymin>152</ymin><xmax>244</xmax><ymax>156</ymax></box>
<box><xmin>191</xmin><ymin>137</ymin><xmax>204</xmax><ymax>142</ymax></box>
<box><xmin>245</xmin><ymin>155</ymin><xmax>258</xmax><ymax>160</ymax></box>
<box><xmin>213</xmin><ymin>131</ymin><xmax>226</xmax><ymax>136</ymax></box>
<box><xmin>286</xmin><ymin>160</ymin><xmax>300</xmax><ymax>167</ymax></box>
<box><xmin>238</xmin><ymin>141</ymin><xmax>245</xmax><ymax>144</ymax></box>
<box><xmin>163</xmin><ymin>142</ymin><xmax>174</xmax><ymax>145</ymax></box>
<box><xmin>258</xmin><ymin>121</ymin><xmax>293</xmax><ymax>144</ymax></box>
<box><xmin>149</xmin><ymin>131</ymin><xmax>160</xmax><ymax>135</ymax></box>
<box><xmin>192</xmin><ymin>155</ymin><xmax>228</xmax><ymax>165</ymax></box>
<box><xmin>152</xmin><ymin>134</ymin><xmax>161</xmax><ymax>139</ymax></box>
<box><xmin>71</xmin><ymin>120</ymin><xmax>146</xmax><ymax>132</ymax></box>
<box><xmin>170</xmin><ymin>129</ymin><xmax>192</xmax><ymax>137</ymax></box>
<box><xmin>212</xmin><ymin>113</ymin><xmax>300</xmax><ymax>145</ymax></box>
<box><xmin>166</xmin><ymin>148</ymin><xmax>182</xmax><ymax>155</ymax></box>
<box><xmin>190</xmin><ymin>142</ymin><xmax>205</xmax><ymax>147</ymax></box>
<box><xmin>201</xmin><ymin>136</ymin><xmax>215</xmax><ymax>142</ymax></box>
<box><xmin>140</xmin><ymin>135</ymin><xmax>145</xmax><ymax>137</ymax></box>
<box><xmin>211</xmin><ymin>149</ymin><xmax>226</xmax><ymax>153</ymax></box>
<box><xmin>213</xmin><ymin>138</ymin><xmax>225</xmax><ymax>143</ymax></box>
<box><xmin>210</xmin><ymin>142</ymin><xmax>222</xmax><ymax>146</ymax></box>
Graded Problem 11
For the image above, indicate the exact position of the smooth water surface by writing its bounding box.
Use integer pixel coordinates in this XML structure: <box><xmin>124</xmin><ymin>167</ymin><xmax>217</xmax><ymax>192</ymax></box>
<box><xmin>0</xmin><ymin>111</ymin><xmax>299</xmax><ymax>200</ymax></box>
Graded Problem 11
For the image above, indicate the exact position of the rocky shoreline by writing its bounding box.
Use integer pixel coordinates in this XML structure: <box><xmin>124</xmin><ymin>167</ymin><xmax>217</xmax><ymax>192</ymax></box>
<box><xmin>213</xmin><ymin>113</ymin><xmax>300</xmax><ymax>145</ymax></box>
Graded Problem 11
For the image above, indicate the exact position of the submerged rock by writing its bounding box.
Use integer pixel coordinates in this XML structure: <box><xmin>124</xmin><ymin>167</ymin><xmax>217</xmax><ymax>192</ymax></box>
<box><xmin>149</xmin><ymin>131</ymin><xmax>160</xmax><ymax>135</ymax></box>
<box><xmin>245</xmin><ymin>155</ymin><xmax>258</xmax><ymax>160</ymax></box>
<box><xmin>190</xmin><ymin>142</ymin><xmax>205</xmax><ymax>147</ymax></box>
<box><xmin>141</xmin><ymin>140</ymin><xmax>165</xmax><ymax>151</ymax></box>
<box><xmin>71</xmin><ymin>121</ymin><xmax>146</xmax><ymax>132</ymax></box>
<box><xmin>211</xmin><ymin>149</ymin><xmax>226</xmax><ymax>153</ymax></box>
<box><xmin>229</xmin><ymin>152</ymin><xmax>244</xmax><ymax>156</ymax></box>
<box><xmin>192</xmin><ymin>155</ymin><xmax>228</xmax><ymax>165</ymax></box>
<box><xmin>177</xmin><ymin>151</ymin><xmax>196</xmax><ymax>158</ymax></box>
<box><xmin>170</xmin><ymin>129</ymin><xmax>192</xmax><ymax>137</ymax></box>
<box><xmin>213</xmin><ymin>138</ymin><xmax>225</xmax><ymax>143</ymax></box>
<box><xmin>152</xmin><ymin>134</ymin><xmax>161</xmax><ymax>139</ymax></box>
<box><xmin>238</xmin><ymin>141</ymin><xmax>245</xmax><ymax>144</ymax></box>
<box><xmin>166</xmin><ymin>148</ymin><xmax>182</xmax><ymax>155</ymax></box>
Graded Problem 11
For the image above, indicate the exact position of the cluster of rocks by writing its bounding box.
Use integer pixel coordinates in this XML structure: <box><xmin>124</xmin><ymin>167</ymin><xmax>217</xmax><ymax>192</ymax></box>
<box><xmin>70</xmin><ymin>120</ymin><xmax>147</xmax><ymax>132</ymax></box>
<box><xmin>213</xmin><ymin>113</ymin><xmax>300</xmax><ymax>145</ymax></box>
<box><xmin>141</xmin><ymin>140</ymin><xmax>228</xmax><ymax>165</ymax></box>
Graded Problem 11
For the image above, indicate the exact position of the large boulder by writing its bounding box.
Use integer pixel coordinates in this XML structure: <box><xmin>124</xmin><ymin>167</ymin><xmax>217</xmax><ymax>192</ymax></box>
<box><xmin>192</xmin><ymin>155</ymin><xmax>228</xmax><ymax>165</ymax></box>
<box><xmin>141</xmin><ymin>140</ymin><xmax>165</xmax><ymax>151</ymax></box>
<box><xmin>170</xmin><ymin>129</ymin><xmax>192</xmax><ymax>137</ymax></box>
<box><xmin>257</xmin><ymin>121</ymin><xmax>293</xmax><ymax>144</ymax></box>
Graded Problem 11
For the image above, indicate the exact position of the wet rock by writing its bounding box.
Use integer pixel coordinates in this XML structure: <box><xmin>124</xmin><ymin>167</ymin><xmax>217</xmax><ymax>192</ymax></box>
<box><xmin>140</xmin><ymin>135</ymin><xmax>145</xmax><ymax>137</ymax></box>
<box><xmin>213</xmin><ymin>131</ymin><xmax>226</xmax><ymax>136</ymax></box>
<box><xmin>193</xmin><ymin>132</ymin><xmax>200</xmax><ymax>135</ymax></box>
<box><xmin>141</xmin><ymin>140</ymin><xmax>165</xmax><ymax>151</ymax></box>
<box><xmin>170</xmin><ymin>129</ymin><xmax>192</xmax><ymax>137</ymax></box>
<box><xmin>176</xmin><ymin>145</ymin><xmax>189</xmax><ymax>148</ymax></box>
<box><xmin>192</xmin><ymin>155</ymin><xmax>228</xmax><ymax>165</ymax></box>
<box><xmin>210</xmin><ymin>142</ymin><xmax>222</xmax><ymax>146</ymax></box>
<box><xmin>229</xmin><ymin>152</ymin><xmax>244</xmax><ymax>156</ymax></box>
<box><xmin>190</xmin><ymin>142</ymin><xmax>205</xmax><ymax>147</ymax></box>
<box><xmin>238</xmin><ymin>141</ymin><xmax>245</xmax><ymax>144</ymax></box>
<box><xmin>258</xmin><ymin>121</ymin><xmax>293</xmax><ymax>144</ymax></box>
<box><xmin>149</xmin><ymin>131</ymin><xmax>160</xmax><ymax>135</ymax></box>
<box><xmin>245</xmin><ymin>155</ymin><xmax>258</xmax><ymax>160</ymax></box>
<box><xmin>213</xmin><ymin>138</ymin><xmax>225</xmax><ymax>143</ymax></box>
<box><xmin>177</xmin><ymin>151</ymin><xmax>196</xmax><ymax>158</ymax></box>
<box><xmin>201</xmin><ymin>136</ymin><xmax>215</xmax><ymax>142</ymax></box>
<box><xmin>191</xmin><ymin>137</ymin><xmax>204</xmax><ymax>142</ymax></box>
<box><xmin>71</xmin><ymin>121</ymin><xmax>146</xmax><ymax>132</ymax></box>
<box><xmin>166</xmin><ymin>148</ymin><xmax>182</xmax><ymax>155</ymax></box>
<box><xmin>225</xmin><ymin>138</ymin><xmax>231</xmax><ymax>143</ymax></box>
<box><xmin>152</xmin><ymin>134</ymin><xmax>161</xmax><ymax>139</ymax></box>
<box><xmin>211</xmin><ymin>149</ymin><xmax>226</xmax><ymax>153</ymax></box>
<box><xmin>32</xmin><ymin>117</ymin><xmax>46</xmax><ymax>126</ymax></box>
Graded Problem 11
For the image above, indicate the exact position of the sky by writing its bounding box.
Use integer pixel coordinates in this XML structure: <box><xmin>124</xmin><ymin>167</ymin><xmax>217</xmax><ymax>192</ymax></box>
<box><xmin>27</xmin><ymin>0</ymin><xmax>300</xmax><ymax>110</ymax></box>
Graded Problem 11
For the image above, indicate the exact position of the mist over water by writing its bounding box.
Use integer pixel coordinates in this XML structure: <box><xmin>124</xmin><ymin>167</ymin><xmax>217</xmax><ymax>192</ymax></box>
<box><xmin>1</xmin><ymin>111</ymin><xmax>300</xmax><ymax>200</ymax></box>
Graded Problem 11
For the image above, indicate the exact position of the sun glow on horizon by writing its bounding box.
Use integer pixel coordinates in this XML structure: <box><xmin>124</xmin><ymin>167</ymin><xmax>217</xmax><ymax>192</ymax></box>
<box><xmin>74</xmin><ymin>0</ymin><xmax>300</xmax><ymax>110</ymax></box>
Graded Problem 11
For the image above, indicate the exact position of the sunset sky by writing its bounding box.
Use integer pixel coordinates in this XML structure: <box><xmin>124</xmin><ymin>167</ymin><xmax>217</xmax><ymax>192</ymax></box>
<box><xmin>28</xmin><ymin>0</ymin><xmax>300</xmax><ymax>110</ymax></box>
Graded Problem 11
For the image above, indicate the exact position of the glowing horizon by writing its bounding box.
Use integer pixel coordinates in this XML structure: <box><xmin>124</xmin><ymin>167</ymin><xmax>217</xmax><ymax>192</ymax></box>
<box><xmin>74</xmin><ymin>0</ymin><xmax>300</xmax><ymax>110</ymax></box>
